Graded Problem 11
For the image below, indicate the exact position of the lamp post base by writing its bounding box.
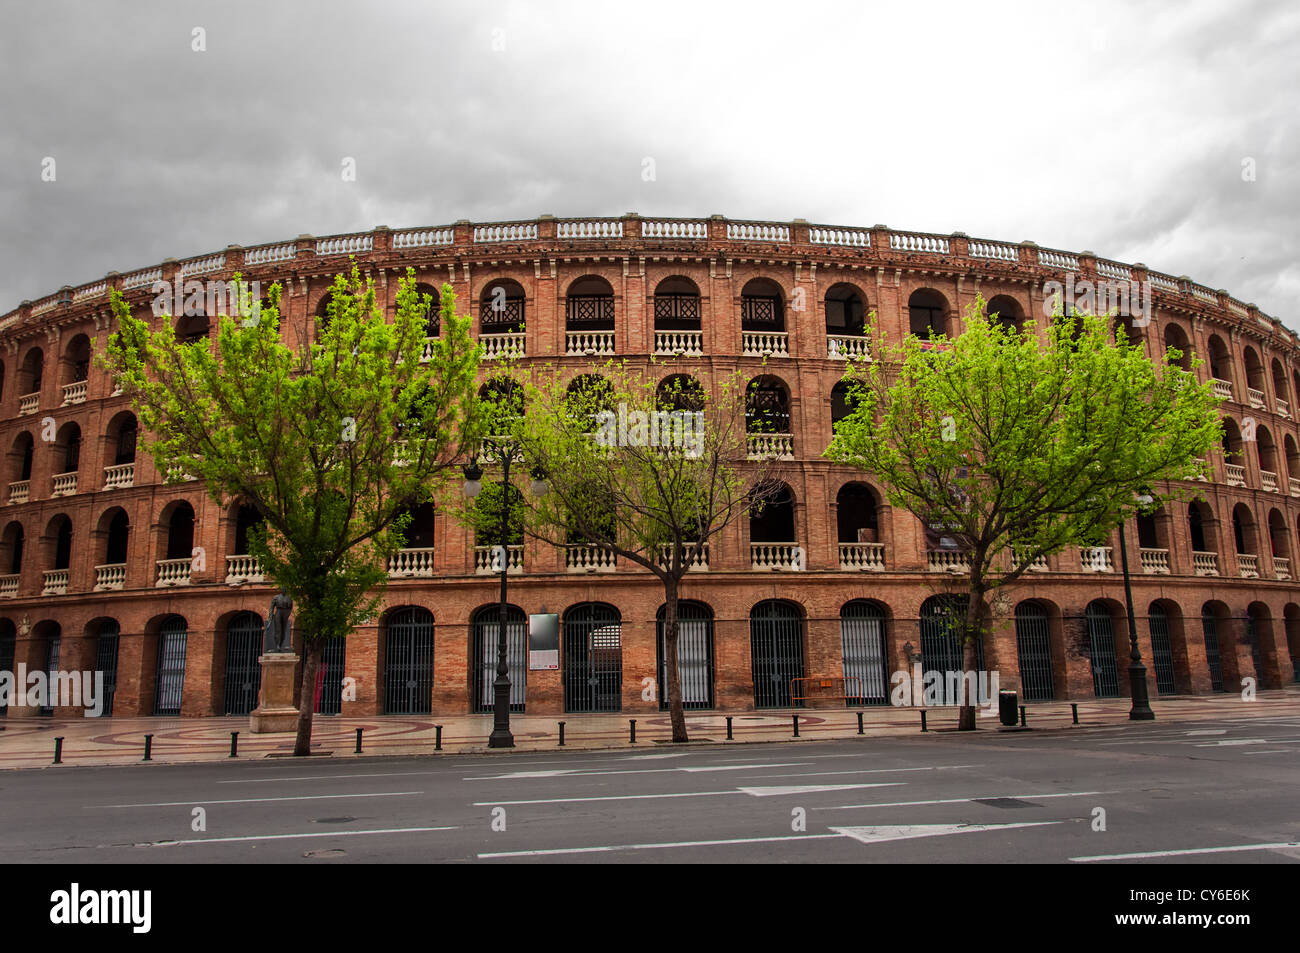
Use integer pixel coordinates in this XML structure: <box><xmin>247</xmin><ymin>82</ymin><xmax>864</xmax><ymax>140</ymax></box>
<box><xmin>1128</xmin><ymin>662</ymin><xmax>1156</xmax><ymax>721</ymax></box>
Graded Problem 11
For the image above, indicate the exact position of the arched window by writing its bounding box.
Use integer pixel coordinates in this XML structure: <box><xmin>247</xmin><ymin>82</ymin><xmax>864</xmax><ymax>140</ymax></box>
<box><xmin>825</xmin><ymin>284</ymin><xmax>866</xmax><ymax>336</ymax></box>
<box><xmin>480</xmin><ymin>278</ymin><xmax>526</xmax><ymax>334</ymax></box>
<box><xmin>565</xmin><ymin>276</ymin><xmax>615</xmax><ymax>331</ymax></box>
<box><xmin>749</xmin><ymin>481</ymin><xmax>796</xmax><ymax>543</ymax></box>
<box><xmin>653</xmin><ymin>277</ymin><xmax>701</xmax><ymax>331</ymax></box>
<box><xmin>740</xmin><ymin>278</ymin><xmax>785</xmax><ymax>331</ymax></box>
<box><xmin>413</xmin><ymin>282</ymin><xmax>441</xmax><ymax>338</ymax></box>
<box><xmin>836</xmin><ymin>483</ymin><xmax>879</xmax><ymax>544</ymax></box>
<box><xmin>985</xmin><ymin>295</ymin><xmax>1024</xmax><ymax>333</ymax></box>
<box><xmin>908</xmin><ymin>289</ymin><xmax>949</xmax><ymax>340</ymax></box>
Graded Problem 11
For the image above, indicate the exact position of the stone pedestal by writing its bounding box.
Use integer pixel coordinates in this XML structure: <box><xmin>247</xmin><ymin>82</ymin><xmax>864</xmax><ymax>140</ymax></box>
<box><xmin>250</xmin><ymin>652</ymin><xmax>299</xmax><ymax>733</ymax></box>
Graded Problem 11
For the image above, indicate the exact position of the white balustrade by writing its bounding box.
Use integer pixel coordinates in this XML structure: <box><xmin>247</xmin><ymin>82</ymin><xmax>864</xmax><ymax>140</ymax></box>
<box><xmin>1192</xmin><ymin>551</ymin><xmax>1219</xmax><ymax>576</ymax></box>
<box><xmin>967</xmin><ymin>239</ymin><xmax>1018</xmax><ymax>261</ymax></box>
<box><xmin>480</xmin><ymin>332</ymin><xmax>526</xmax><ymax>360</ymax></box>
<box><xmin>1237</xmin><ymin>553</ymin><xmax>1259</xmax><ymax>578</ymax></box>
<box><xmin>1140</xmin><ymin>548</ymin><xmax>1170</xmax><ymax>574</ymax></box>
<box><xmin>473</xmin><ymin>223</ymin><xmax>538</xmax><ymax>243</ymax></box>
<box><xmin>747</xmin><ymin>432</ymin><xmax>794</xmax><ymax>459</ymax></box>
<box><xmin>809</xmin><ymin>227</ymin><xmax>870</xmax><ymax>247</ymax></box>
<box><xmin>1248</xmin><ymin>387</ymin><xmax>1266</xmax><ymax>409</ymax></box>
<box><xmin>1189</xmin><ymin>284</ymin><xmax>1217</xmax><ymax>303</ymax></box>
<box><xmin>557</xmin><ymin>220</ymin><xmax>623</xmax><ymax>239</ymax></box>
<box><xmin>927</xmin><ymin>549</ymin><xmax>971</xmax><ymax>573</ymax></box>
<box><xmin>1080</xmin><ymin>546</ymin><xmax>1114</xmax><ymax>572</ymax></box>
<box><xmin>654</xmin><ymin>330</ymin><xmax>703</xmax><ymax>356</ymax></box>
<box><xmin>890</xmin><ymin>232</ymin><xmax>950</xmax><ymax>254</ymax></box>
<box><xmin>1273</xmin><ymin>556</ymin><xmax>1291</xmax><ymax>580</ymax></box>
<box><xmin>1211</xmin><ymin>379</ymin><xmax>1233</xmax><ymax>401</ymax></box>
<box><xmin>50</xmin><ymin>472</ymin><xmax>77</xmax><ymax>497</ymax></box>
<box><xmin>1225</xmin><ymin>463</ymin><xmax>1246</xmax><ymax>487</ymax></box>
<box><xmin>839</xmin><ymin>542</ymin><xmax>885</xmax><ymax>571</ymax></box>
<box><xmin>244</xmin><ymin>242</ymin><xmax>298</xmax><ymax>264</ymax></box>
<box><xmin>475</xmin><ymin>545</ymin><xmax>522</xmax><ymax>574</ymax></box>
<box><xmin>565</xmin><ymin>545</ymin><xmax>617</xmax><ymax>572</ymax></box>
<box><xmin>122</xmin><ymin>267</ymin><xmax>162</xmax><ymax>290</ymax></box>
<box><xmin>1097</xmin><ymin>261</ymin><xmax>1132</xmax><ymax>280</ymax></box>
<box><xmin>225</xmin><ymin>554</ymin><xmax>265</xmax><ymax>585</ymax></box>
<box><xmin>18</xmin><ymin>393</ymin><xmax>38</xmax><ymax>415</ymax></box>
<box><xmin>751</xmin><ymin>543</ymin><xmax>803</xmax><ymax>571</ymax></box>
<box><xmin>0</xmin><ymin>574</ymin><xmax>18</xmax><ymax>597</ymax></box>
<box><xmin>94</xmin><ymin>563</ymin><xmax>126</xmax><ymax>591</ymax></box>
<box><xmin>73</xmin><ymin>281</ymin><xmax>107</xmax><ymax>302</ymax></box>
<box><xmin>565</xmin><ymin>330</ymin><xmax>616</xmax><ymax>355</ymax></box>
<box><xmin>727</xmin><ymin>222</ymin><xmax>790</xmax><ymax>242</ymax></box>
<box><xmin>1261</xmin><ymin>469</ymin><xmax>1279</xmax><ymax>493</ymax></box>
<box><xmin>1277</xmin><ymin>398</ymin><xmax>1291</xmax><ymax>418</ymax></box>
<box><xmin>30</xmin><ymin>297</ymin><xmax>57</xmax><ymax>316</ymax></box>
<box><xmin>8</xmin><ymin>480</ymin><xmax>29</xmax><ymax>504</ymax></box>
<box><xmin>61</xmin><ymin>380</ymin><xmax>88</xmax><ymax>405</ymax></box>
<box><xmin>316</xmin><ymin>234</ymin><xmax>373</xmax><ymax>256</ymax></box>
<box><xmin>642</xmin><ymin>220</ymin><xmax>708</xmax><ymax>239</ymax></box>
<box><xmin>1037</xmin><ymin>248</ymin><xmax>1080</xmax><ymax>269</ymax></box>
<box><xmin>658</xmin><ymin>543</ymin><xmax>709</xmax><ymax>572</ymax></box>
<box><xmin>741</xmin><ymin>330</ymin><xmax>789</xmax><ymax>357</ymax></box>
<box><xmin>1013</xmin><ymin>550</ymin><xmax>1049</xmax><ymax>572</ymax></box>
<box><xmin>1290</xmin><ymin>477</ymin><xmax>1300</xmax><ymax>497</ymax></box>
<box><xmin>155</xmin><ymin>558</ymin><xmax>193</xmax><ymax>587</ymax></box>
<box><xmin>392</xmin><ymin>228</ymin><xmax>453</xmax><ymax>249</ymax></box>
<box><xmin>388</xmin><ymin>548</ymin><xmax>436</xmax><ymax>578</ymax></box>
<box><xmin>42</xmin><ymin>569</ymin><xmax>69</xmax><ymax>595</ymax></box>
<box><xmin>180</xmin><ymin>253</ymin><xmax>225</xmax><ymax>277</ymax></box>
<box><xmin>827</xmin><ymin>335</ymin><xmax>870</xmax><ymax>360</ymax></box>
<box><xmin>1148</xmin><ymin>273</ymin><xmax>1179</xmax><ymax>292</ymax></box>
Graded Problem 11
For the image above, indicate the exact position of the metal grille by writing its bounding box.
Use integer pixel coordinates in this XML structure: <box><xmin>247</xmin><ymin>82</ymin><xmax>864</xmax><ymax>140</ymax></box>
<box><xmin>0</xmin><ymin>630</ymin><xmax>14</xmax><ymax>716</ymax></box>
<box><xmin>92</xmin><ymin>624</ymin><xmax>120</xmax><ymax>717</ymax></box>
<box><xmin>384</xmin><ymin>608</ymin><xmax>435</xmax><ymax>714</ymax></box>
<box><xmin>222</xmin><ymin>612</ymin><xmax>263</xmax><ymax>715</ymax></box>
<box><xmin>40</xmin><ymin>635</ymin><xmax>61</xmax><ymax>715</ymax></box>
<box><xmin>1201</xmin><ymin>613</ymin><xmax>1225</xmax><ymax>692</ymax></box>
<box><xmin>1245</xmin><ymin>616</ymin><xmax>1262</xmax><ymax>681</ymax></box>
<box><xmin>480</xmin><ymin>298</ymin><xmax>524</xmax><ymax>327</ymax></box>
<box><xmin>565</xmin><ymin>296</ymin><xmax>614</xmax><ymax>327</ymax></box>
<box><xmin>473</xmin><ymin>605</ymin><xmax>527</xmax><ymax>712</ymax></box>
<box><xmin>741</xmin><ymin>296</ymin><xmax>781</xmax><ymax>326</ymax></box>
<box><xmin>918</xmin><ymin>597</ymin><xmax>985</xmax><ymax>678</ymax></box>
<box><xmin>657</xmin><ymin>602</ymin><xmax>715</xmax><ymax>710</ymax></box>
<box><xmin>1015</xmin><ymin>603</ymin><xmax>1055</xmax><ymax>701</ymax></box>
<box><xmin>564</xmin><ymin>603</ymin><xmax>622</xmax><ymax>713</ymax></box>
<box><xmin>750</xmin><ymin>600</ymin><xmax>805</xmax><ymax>708</ymax></box>
<box><xmin>653</xmin><ymin>294</ymin><xmax>700</xmax><ymax>323</ymax></box>
<box><xmin>746</xmin><ymin>384</ymin><xmax>790</xmax><ymax>433</ymax></box>
<box><xmin>1085</xmin><ymin>602</ymin><xmax>1120</xmax><ymax>698</ymax></box>
<box><xmin>1148</xmin><ymin>607</ymin><xmax>1177</xmax><ymax>695</ymax></box>
<box><xmin>315</xmin><ymin>638</ymin><xmax>346</xmax><ymax>715</ymax></box>
<box><xmin>154</xmin><ymin>618</ymin><xmax>187</xmax><ymax>716</ymax></box>
<box><xmin>840</xmin><ymin>601</ymin><xmax>889</xmax><ymax>705</ymax></box>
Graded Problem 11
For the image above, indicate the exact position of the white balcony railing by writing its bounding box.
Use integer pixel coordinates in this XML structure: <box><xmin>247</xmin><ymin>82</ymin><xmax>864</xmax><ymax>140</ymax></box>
<box><xmin>746</xmin><ymin>432</ymin><xmax>794</xmax><ymax>460</ymax></box>
<box><xmin>1140</xmin><ymin>548</ymin><xmax>1170</xmax><ymax>574</ymax></box>
<box><xmin>1080</xmin><ymin>546</ymin><xmax>1114</xmax><ymax>572</ymax></box>
<box><xmin>1248</xmin><ymin>387</ymin><xmax>1266</xmax><ymax>410</ymax></box>
<box><xmin>1192</xmin><ymin>551</ymin><xmax>1219</xmax><ymax>576</ymax></box>
<box><xmin>0</xmin><ymin>574</ymin><xmax>18</xmax><ymax>598</ymax></box>
<box><xmin>51</xmin><ymin>472</ymin><xmax>77</xmax><ymax>497</ymax></box>
<box><xmin>1273</xmin><ymin>556</ymin><xmax>1291</xmax><ymax>580</ymax></box>
<box><xmin>1225</xmin><ymin>463</ymin><xmax>1246</xmax><ymax>487</ymax></box>
<box><xmin>480</xmin><ymin>332</ymin><xmax>526</xmax><ymax>360</ymax></box>
<box><xmin>827</xmin><ymin>335</ymin><xmax>870</xmax><ymax>360</ymax></box>
<box><xmin>93</xmin><ymin>563</ymin><xmax>126</xmax><ymax>591</ymax></box>
<box><xmin>653</xmin><ymin>330</ymin><xmax>703</xmax><ymax>356</ymax></box>
<box><xmin>1261</xmin><ymin>469</ymin><xmax>1279</xmax><ymax>493</ymax></box>
<box><xmin>751</xmin><ymin>543</ymin><xmax>803</xmax><ymax>571</ymax></box>
<box><xmin>61</xmin><ymin>380</ymin><xmax>88</xmax><ymax>405</ymax></box>
<box><xmin>565</xmin><ymin>330</ymin><xmax>616</xmax><ymax>356</ymax></box>
<box><xmin>8</xmin><ymin>480</ymin><xmax>29</xmax><ymax>504</ymax></box>
<box><xmin>839</xmin><ymin>542</ymin><xmax>885</xmax><ymax>571</ymax></box>
<box><xmin>388</xmin><ymin>548</ymin><xmax>436</xmax><ymax>578</ymax></box>
<box><xmin>1290</xmin><ymin>477</ymin><xmax>1300</xmax><ymax>498</ymax></box>
<box><xmin>1211</xmin><ymin>379</ymin><xmax>1233</xmax><ymax>401</ymax></box>
<box><xmin>741</xmin><ymin>331</ymin><xmax>789</xmax><ymax>357</ymax></box>
<box><xmin>658</xmin><ymin>543</ymin><xmax>709</xmax><ymax>572</ymax></box>
<box><xmin>1237</xmin><ymin>553</ymin><xmax>1259</xmax><ymax>578</ymax></box>
<box><xmin>42</xmin><ymin>569</ymin><xmax>69</xmax><ymax>595</ymax></box>
<box><xmin>103</xmin><ymin>463</ymin><xmax>135</xmax><ymax>490</ymax></box>
<box><xmin>225</xmin><ymin>554</ymin><xmax>265</xmax><ymax>585</ymax></box>
<box><xmin>474</xmin><ymin>544</ymin><xmax>522</xmax><ymax>575</ymax></box>
<box><xmin>155</xmin><ymin>558</ymin><xmax>193</xmax><ymax>587</ymax></box>
<box><xmin>565</xmin><ymin>544</ymin><xmax>617</xmax><ymax>573</ymax></box>
<box><xmin>1278</xmin><ymin>398</ymin><xmax>1291</xmax><ymax>419</ymax></box>
<box><xmin>1012</xmin><ymin>549</ymin><xmax>1050</xmax><ymax>572</ymax></box>
<box><xmin>927</xmin><ymin>549</ymin><xmax>971</xmax><ymax>573</ymax></box>
<box><xmin>18</xmin><ymin>393</ymin><xmax>38</xmax><ymax>415</ymax></box>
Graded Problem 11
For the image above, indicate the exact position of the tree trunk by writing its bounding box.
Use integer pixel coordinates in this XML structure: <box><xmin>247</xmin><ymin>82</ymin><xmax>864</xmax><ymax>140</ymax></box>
<box><xmin>958</xmin><ymin>587</ymin><xmax>987</xmax><ymax>731</ymax></box>
<box><xmin>293</xmin><ymin>637</ymin><xmax>322</xmax><ymax>756</ymax></box>
<box><xmin>663</xmin><ymin>577</ymin><xmax>689</xmax><ymax>743</ymax></box>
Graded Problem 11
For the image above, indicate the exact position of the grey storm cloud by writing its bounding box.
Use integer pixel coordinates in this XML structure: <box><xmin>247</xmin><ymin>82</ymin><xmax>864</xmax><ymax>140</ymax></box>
<box><xmin>1</xmin><ymin>0</ymin><xmax>1296</xmax><ymax>325</ymax></box>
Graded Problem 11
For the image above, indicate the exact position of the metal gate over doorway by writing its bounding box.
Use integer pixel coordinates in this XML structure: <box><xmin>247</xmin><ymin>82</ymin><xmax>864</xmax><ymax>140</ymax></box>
<box><xmin>750</xmin><ymin>600</ymin><xmax>804</xmax><ymax>708</ymax></box>
<box><xmin>840</xmin><ymin>601</ymin><xmax>888</xmax><ymax>705</ymax></box>
<box><xmin>1201</xmin><ymin>614</ymin><xmax>1225</xmax><ymax>692</ymax></box>
<box><xmin>564</xmin><ymin>603</ymin><xmax>622</xmax><ymax>713</ymax></box>
<box><xmin>1085</xmin><ymin>602</ymin><xmax>1120</xmax><ymax>698</ymax></box>
<box><xmin>154</xmin><ymin>618</ymin><xmax>187</xmax><ymax>716</ymax></box>
<box><xmin>1148</xmin><ymin>606</ymin><xmax>1177</xmax><ymax>695</ymax></box>
<box><xmin>93</xmin><ymin>623</ymin><xmax>120</xmax><ymax>717</ymax></box>
<box><xmin>1015</xmin><ymin>604</ymin><xmax>1055</xmax><ymax>701</ymax></box>
<box><xmin>0</xmin><ymin>630</ymin><xmax>14</xmax><ymax>716</ymax></box>
<box><xmin>656</xmin><ymin>602</ymin><xmax>715</xmax><ymax>710</ymax></box>
<box><xmin>223</xmin><ymin>612</ymin><xmax>263</xmax><ymax>715</ymax></box>
<box><xmin>315</xmin><ymin>638</ymin><xmax>346</xmax><ymax>715</ymax></box>
<box><xmin>473</xmin><ymin>605</ymin><xmax>527</xmax><ymax>712</ymax></box>
<box><xmin>384</xmin><ymin>608</ymin><xmax>435</xmax><ymax>714</ymax></box>
<box><xmin>918</xmin><ymin>597</ymin><xmax>984</xmax><ymax>679</ymax></box>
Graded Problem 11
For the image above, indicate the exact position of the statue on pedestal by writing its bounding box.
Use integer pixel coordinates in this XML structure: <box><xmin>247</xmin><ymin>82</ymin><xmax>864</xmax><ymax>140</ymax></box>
<box><xmin>263</xmin><ymin>588</ymin><xmax>294</xmax><ymax>653</ymax></box>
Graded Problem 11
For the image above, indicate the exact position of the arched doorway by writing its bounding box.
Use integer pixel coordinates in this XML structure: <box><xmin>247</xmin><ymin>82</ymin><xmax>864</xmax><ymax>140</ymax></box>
<box><xmin>840</xmin><ymin>601</ymin><xmax>889</xmax><ymax>705</ymax></box>
<box><xmin>89</xmin><ymin>618</ymin><xmax>120</xmax><ymax>716</ymax></box>
<box><xmin>656</xmin><ymin>601</ymin><xmax>715</xmax><ymax>710</ymax></box>
<box><xmin>383</xmin><ymin>607</ymin><xmax>435</xmax><ymax>714</ymax></box>
<box><xmin>472</xmin><ymin>604</ymin><xmax>527</xmax><ymax>712</ymax></box>
<box><xmin>919</xmin><ymin>595</ymin><xmax>984</xmax><ymax>676</ymax></box>
<box><xmin>154</xmin><ymin>616</ymin><xmax>188</xmax><ymax>716</ymax></box>
<box><xmin>564</xmin><ymin>603</ymin><xmax>622</xmax><ymax>713</ymax></box>
<box><xmin>223</xmin><ymin>612</ymin><xmax>264</xmax><ymax>715</ymax></box>
<box><xmin>1148</xmin><ymin>603</ymin><xmax>1178</xmax><ymax>695</ymax></box>
<box><xmin>1085</xmin><ymin>601</ymin><xmax>1121</xmax><ymax>697</ymax></box>
<box><xmin>750</xmin><ymin>600</ymin><xmax>805</xmax><ymax>708</ymax></box>
<box><xmin>1015</xmin><ymin>602</ymin><xmax>1055</xmax><ymax>701</ymax></box>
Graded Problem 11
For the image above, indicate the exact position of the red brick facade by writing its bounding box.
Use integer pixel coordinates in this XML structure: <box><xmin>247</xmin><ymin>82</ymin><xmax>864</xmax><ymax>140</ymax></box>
<box><xmin>1</xmin><ymin>216</ymin><xmax>1297</xmax><ymax>719</ymax></box>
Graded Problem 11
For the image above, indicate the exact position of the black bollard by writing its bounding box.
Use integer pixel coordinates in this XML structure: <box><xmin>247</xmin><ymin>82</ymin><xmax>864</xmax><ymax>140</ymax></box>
<box><xmin>355</xmin><ymin>727</ymin><xmax>363</xmax><ymax>753</ymax></box>
<box><xmin>1071</xmin><ymin>703</ymin><xmax>1079</xmax><ymax>725</ymax></box>
<box><xmin>920</xmin><ymin>710</ymin><xmax>928</xmax><ymax>732</ymax></box>
<box><xmin>1019</xmin><ymin>705</ymin><xmax>1027</xmax><ymax>727</ymax></box>
<box><xmin>792</xmin><ymin>714</ymin><xmax>799</xmax><ymax>738</ymax></box>
<box><xmin>435</xmin><ymin>725</ymin><xmax>443</xmax><ymax>751</ymax></box>
<box><xmin>229</xmin><ymin>731</ymin><xmax>239</xmax><ymax>758</ymax></box>
<box><xmin>857</xmin><ymin>711</ymin><xmax>864</xmax><ymax>735</ymax></box>
<box><xmin>53</xmin><ymin>736</ymin><xmax>63</xmax><ymax>765</ymax></box>
<box><xmin>726</xmin><ymin>716</ymin><xmax>733</xmax><ymax>740</ymax></box>
<box><xmin>629</xmin><ymin>719</ymin><xmax>637</xmax><ymax>744</ymax></box>
<box><xmin>558</xmin><ymin>721</ymin><xmax>566</xmax><ymax>746</ymax></box>
<box><xmin>143</xmin><ymin>734</ymin><xmax>153</xmax><ymax>762</ymax></box>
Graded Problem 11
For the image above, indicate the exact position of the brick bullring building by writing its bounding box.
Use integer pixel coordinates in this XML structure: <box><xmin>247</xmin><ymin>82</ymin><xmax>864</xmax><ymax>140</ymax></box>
<box><xmin>1</xmin><ymin>214</ymin><xmax>1297</xmax><ymax>720</ymax></box>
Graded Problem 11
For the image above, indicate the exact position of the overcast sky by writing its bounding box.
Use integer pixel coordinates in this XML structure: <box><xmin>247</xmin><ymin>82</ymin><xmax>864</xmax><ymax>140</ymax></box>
<box><xmin>2</xmin><ymin>0</ymin><xmax>1295</xmax><ymax>324</ymax></box>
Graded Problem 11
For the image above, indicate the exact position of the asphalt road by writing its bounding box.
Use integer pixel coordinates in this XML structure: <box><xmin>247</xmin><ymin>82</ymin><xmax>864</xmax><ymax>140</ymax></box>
<box><xmin>2</xmin><ymin>714</ymin><xmax>1298</xmax><ymax>864</ymax></box>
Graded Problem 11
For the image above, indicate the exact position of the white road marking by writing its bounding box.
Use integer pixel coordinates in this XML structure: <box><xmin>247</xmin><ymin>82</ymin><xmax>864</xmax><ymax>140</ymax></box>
<box><xmin>832</xmin><ymin>822</ymin><xmax>1061</xmax><ymax>844</ymax></box>
<box><xmin>739</xmin><ymin>765</ymin><xmax>977</xmax><ymax>780</ymax></box>
<box><xmin>679</xmin><ymin>763</ymin><xmax>814</xmax><ymax>773</ymax></box>
<box><xmin>92</xmin><ymin>791</ymin><xmax>424</xmax><ymax>808</ymax></box>
<box><xmin>465</xmin><ymin>762</ymin><xmax>812</xmax><ymax>781</ymax></box>
<box><xmin>1185</xmin><ymin>729</ymin><xmax>1227</xmax><ymax>735</ymax></box>
<box><xmin>739</xmin><ymin>783</ymin><xmax>906</xmax><ymax>797</ymax></box>
<box><xmin>1072</xmin><ymin>841</ymin><xmax>1300</xmax><ymax>862</ymax></box>
<box><xmin>819</xmin><ymin>791</ymin><xmax>1114</xmax><ymax>810</ymax></box>
<box><xmin>474</xmin><ymin>790</ymin><xmax>738</xmax><ymax>806</ymax></box>
<box><xmin>479</xmin><ymin>833</ymin><xmax>845</xmax><ymax>858</ymax></box>
<box><xmin>1194</xmin><ymin>738</ymin><xmax>1300</xmax><ymax>747</ymax></box>
<box><xmin>218</xmin><ymin>771</ymin><xmax>437</xmax><ymax>784</ymax></box>
<box><xmin>138</xmin><ymin>826</ymin><xmax>457</xmax><ymax>847</ymax></box>
<box><xmin>614</xmin><ymin>753</ymin><xmax>692</xmax><ymax>760</ymax></box>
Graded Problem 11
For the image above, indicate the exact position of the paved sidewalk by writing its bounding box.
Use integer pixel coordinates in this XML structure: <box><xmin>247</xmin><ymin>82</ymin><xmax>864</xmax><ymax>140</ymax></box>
<box><xmin>1</xmin><ymin>688</ymin><xmax>1296</xmax><ymax>770</ymax></box>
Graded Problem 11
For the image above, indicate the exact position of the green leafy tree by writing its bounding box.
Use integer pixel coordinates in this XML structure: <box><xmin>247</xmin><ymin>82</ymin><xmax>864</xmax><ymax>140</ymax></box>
<box><xmin>101</xmin><ymin>266</ymin><xmax>483</xmax><ymax>754</ymax></box>
<box><xmin>458</xmin><ymin>362</ymin><xmax>777</xmax><ymax>742</ymax></box>
<box><xmin>826</xmin><ymin>296</ymin><xmax>1222</xmax><ymax>729</ymax></box>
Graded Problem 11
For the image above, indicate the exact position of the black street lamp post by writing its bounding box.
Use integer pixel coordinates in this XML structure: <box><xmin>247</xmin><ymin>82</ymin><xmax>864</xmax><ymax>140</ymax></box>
<box><xmin>1117</xmin><ymin>497</ymin><xmax>1155</xmax><ymax>721</ymax></box>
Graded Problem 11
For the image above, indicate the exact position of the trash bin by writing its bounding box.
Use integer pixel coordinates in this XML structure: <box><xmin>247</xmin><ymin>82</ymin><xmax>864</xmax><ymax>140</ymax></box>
<box><xmin>999</xmin><ymin>690</ymin><xmax>1018</xmax><ymax>726</ymax></box>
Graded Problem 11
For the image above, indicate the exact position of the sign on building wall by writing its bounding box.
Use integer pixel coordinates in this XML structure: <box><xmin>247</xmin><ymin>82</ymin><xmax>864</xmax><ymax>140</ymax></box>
<box><xmin>529</xmin><ymin>613</ymin><xmax>559</xmax><ymax>670</ymax></box>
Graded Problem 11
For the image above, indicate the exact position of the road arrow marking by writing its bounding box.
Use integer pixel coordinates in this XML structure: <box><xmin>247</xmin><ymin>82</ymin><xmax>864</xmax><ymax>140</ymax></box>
<box><xmin>739</xmin><ymin>783</ymin><xmax>906</xmax><ymax>797</ymax></box>
<box><xmin>830</xmin><ymin>822</ymin><xmax>1061</xmax><ymax>844</ymax></box>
